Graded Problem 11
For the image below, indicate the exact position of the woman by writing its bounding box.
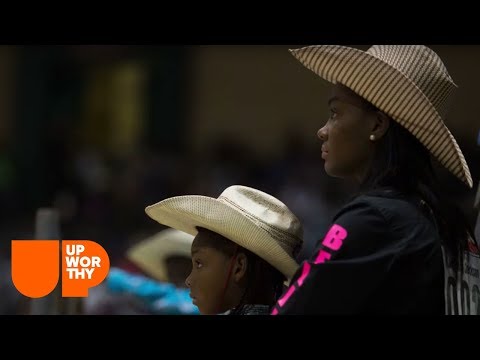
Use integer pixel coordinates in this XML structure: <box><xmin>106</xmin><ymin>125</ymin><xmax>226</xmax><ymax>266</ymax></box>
<box><xmin>272</xmin><ymin>45</ymin><xmax>478</xmax><ymax>315</ymax></box>
<box><xmin>145</xmin><ymin>185</ymin><xmax>304</xmax><ymax>315</ymax></box>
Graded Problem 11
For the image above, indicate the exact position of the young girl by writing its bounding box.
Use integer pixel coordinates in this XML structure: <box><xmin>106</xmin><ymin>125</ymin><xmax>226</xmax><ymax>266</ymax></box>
<box><xmin>145</xmin><ymin>185</ymin><xmax>304</xmax><ymax>315</ymax></box>
<box><xmin>271</xmin><ymin>45</ymin><xmax>479</xmax><ymax>315</ymax></box>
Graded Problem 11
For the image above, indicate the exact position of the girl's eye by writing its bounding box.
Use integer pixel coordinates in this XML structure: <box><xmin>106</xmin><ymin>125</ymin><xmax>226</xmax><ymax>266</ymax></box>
<box><xmin>194</xmin><ymin>260</ymin><xmax>203</xmax><ymax>269</ymax></box>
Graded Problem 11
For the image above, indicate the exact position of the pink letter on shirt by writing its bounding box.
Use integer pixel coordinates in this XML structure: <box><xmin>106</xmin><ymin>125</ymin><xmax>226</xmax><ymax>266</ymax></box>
<box><xmin>296</xmin><ymin>262</ymin><xmax>311</xmax><ymax>287</ymax></box>
<box><xmin>277</xmin><ymin>285</ymin><xmax>296</xmax><ymax>307</ymax></box>
<box><xmin>322</xmin><ymin>224</ymin><xmax>347</xmax><ymax>251</ymax></box>
<box><xmin>314</xmin><ymin>250</ymin><xmax>331</xmax><ymax>264</ymax></box>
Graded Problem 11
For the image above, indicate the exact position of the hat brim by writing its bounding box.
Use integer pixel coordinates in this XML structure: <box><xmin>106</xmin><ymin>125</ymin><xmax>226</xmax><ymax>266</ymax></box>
<box><xmin>145</xmin><ymin>195</ymin><xmax>300</xmax><ymax>280</ymax></box>
<box><xmin>290</xmin><ymin>45</ymin><xmax>472</xmax><ymax>188</ymax></box>
<box><xmin>125</xmin><ymin>229</ymin><xmax>194</xmax><ymax>283</ymax></box>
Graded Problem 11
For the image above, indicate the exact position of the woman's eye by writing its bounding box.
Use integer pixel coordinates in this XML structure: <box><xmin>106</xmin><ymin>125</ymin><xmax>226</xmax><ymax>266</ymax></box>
<box><xmin>329</xmin><ymin>109</ymin><xmax>338</xmax><ymax>119</ymax></box>
<box><xmin>194</xmin><ymin>260</ymin><xmax>203</xmax><ymax>269</ymax></box>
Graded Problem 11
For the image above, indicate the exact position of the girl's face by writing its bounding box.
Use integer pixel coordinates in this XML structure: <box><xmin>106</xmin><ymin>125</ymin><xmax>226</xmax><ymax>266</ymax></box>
<box><xmin>185</xmin><ymin>231</ymin><xmax>244</xmax><ymax>315</ymax></box>
<box><xmin>317</xmin><ymin>84</ymin><xmax>378</xmax><ymax>183</ymax></box>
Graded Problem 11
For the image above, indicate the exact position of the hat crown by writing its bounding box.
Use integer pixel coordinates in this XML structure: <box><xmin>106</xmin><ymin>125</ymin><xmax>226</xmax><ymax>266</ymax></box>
<box><xmin>366</xmin><ymin>45</ymin><xmax>457</xmax><ymax>119</ymax></box>
<box><xmin>218</xmin><ymin>185</ymin><xmax>303</xmax><ymax>258</ymax></box>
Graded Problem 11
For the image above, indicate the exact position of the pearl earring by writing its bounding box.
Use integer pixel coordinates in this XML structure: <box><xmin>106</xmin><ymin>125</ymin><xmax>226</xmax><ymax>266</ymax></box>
<box><xmin>369</xmin><ymin>135</ymin><xmax>376</xmax><ymax>141</ymax></box>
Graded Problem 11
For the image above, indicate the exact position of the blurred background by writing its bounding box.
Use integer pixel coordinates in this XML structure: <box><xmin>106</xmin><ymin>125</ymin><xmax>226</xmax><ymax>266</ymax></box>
<box><xmin>0</xmin><ymin>45</ymin><xmax>479</xmax><ymax>313</ymax></box>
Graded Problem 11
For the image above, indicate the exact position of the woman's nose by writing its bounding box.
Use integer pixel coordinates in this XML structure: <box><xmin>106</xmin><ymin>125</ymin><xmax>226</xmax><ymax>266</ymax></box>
<box><xmin>317</xmin><ymin>125</ymin><xmax>327</xmax><ymax>141</ymax></box>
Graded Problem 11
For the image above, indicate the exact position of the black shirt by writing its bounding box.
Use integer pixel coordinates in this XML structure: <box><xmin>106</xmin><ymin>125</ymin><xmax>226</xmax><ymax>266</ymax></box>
<box><xmin>272</xmin><ymin>190</ymin><xmax>445</xmax><ymax>315</ymax></box>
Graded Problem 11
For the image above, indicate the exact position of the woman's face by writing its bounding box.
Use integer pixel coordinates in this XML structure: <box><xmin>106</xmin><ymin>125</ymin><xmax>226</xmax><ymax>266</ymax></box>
<box><xmin>317</xmin><ymin>84</ymin><xmax>378</xmax><ymax>182</ymax></box>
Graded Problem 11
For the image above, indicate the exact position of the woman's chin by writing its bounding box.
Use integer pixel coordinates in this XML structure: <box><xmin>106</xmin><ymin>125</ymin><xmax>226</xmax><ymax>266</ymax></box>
<box><xmin>324</xmin><ymin>163</ymin><xmax>335</xmax><ymax>177</ymax></box>
<box><xmin>324</xmin><ymin>165</ymin><xmax>347</xmax><ymax>180</ymax></box>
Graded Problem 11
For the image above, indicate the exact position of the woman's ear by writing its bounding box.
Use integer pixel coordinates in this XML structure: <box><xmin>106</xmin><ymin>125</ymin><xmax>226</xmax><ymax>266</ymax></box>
<box><xmin>371</xmin><ymin>111</ymin><xmax>391</xmax><ymax>140</ymax></box>
<box><xmin>233</xmin><ymin>253</ymin><xmax>248</xmax><ymax>282</ymax></box>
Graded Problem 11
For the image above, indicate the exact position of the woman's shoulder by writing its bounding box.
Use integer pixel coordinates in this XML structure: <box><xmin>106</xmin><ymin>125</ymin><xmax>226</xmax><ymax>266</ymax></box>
<box><xmin>327</xmin><ymin>189</ymin><xmax>436</xmax><ymax>258</ymax></box>
<box><xmin>334</xmin><ymin>188</ymin><xmax>425</xmax><ymax>225</ymax></box>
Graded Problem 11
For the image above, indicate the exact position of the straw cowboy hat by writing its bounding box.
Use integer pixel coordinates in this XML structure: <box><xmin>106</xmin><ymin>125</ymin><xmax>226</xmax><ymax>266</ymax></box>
<box><xmin>145</xmin><ymin>185</ymin><xmax>304</xmax><ymax>280</ymax></box>
<box><xmin>125</xmin><ymin>228</ymin><xmax>194</xmax><ymax>283</ymax></box>
<box><xmin>289</xmin><ymin>45</ymin><xmax>472</xmax><ymax>188</ymax></box>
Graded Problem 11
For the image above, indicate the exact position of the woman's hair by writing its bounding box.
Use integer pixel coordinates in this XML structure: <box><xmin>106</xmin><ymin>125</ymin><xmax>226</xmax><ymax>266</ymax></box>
<box><xmin>196</xmin><ymin>227</ymin><xmax>285</xmax><ymax>311</ymax></box>
<box><xmin>360</xmin><ymin>107</ymin><xmax>475</xmax><ymax>271</ymax></box>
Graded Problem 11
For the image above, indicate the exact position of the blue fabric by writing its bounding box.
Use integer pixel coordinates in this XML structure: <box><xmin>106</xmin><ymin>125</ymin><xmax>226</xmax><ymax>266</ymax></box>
<box><xmin>106</xmin><ymin>267</ymin><xmax>200</xmax><ymax>315</ymax></box>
